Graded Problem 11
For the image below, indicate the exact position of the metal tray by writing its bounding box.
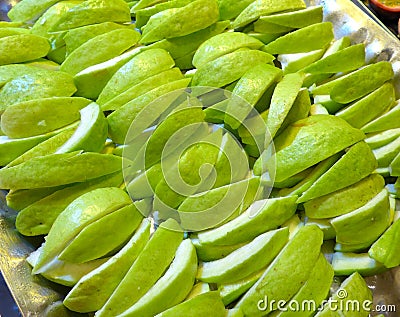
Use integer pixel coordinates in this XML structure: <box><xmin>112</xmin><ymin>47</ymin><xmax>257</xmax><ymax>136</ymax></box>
<box><xmin>1</xmin><ymin>0</ymin><xmax>400</xmax><ymax>316</ymax></box>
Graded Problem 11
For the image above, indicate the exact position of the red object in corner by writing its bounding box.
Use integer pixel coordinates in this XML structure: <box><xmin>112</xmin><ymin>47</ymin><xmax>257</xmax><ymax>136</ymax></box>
<box><xmin>370</xmin><ymin>0</ymin><xmax>400</xmax><ymax>20</ymax></box>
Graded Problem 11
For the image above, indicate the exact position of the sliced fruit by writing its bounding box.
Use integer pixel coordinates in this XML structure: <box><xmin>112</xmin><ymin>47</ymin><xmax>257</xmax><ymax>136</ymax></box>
<box><xmin>315</xmin><ymin>272</ymin><xmax>372</xmax><ymax>317</ymax></box>
<box><xmin>135</xmin><ymin>0</ymin><xmax>193</xmax><ymax>28</ymax></box>
<box><xmin>191</xmin><ymin>238</ymin><xmax>247</xmax><ymax>262</ymax></box>
<box><xmin>59</xmin><ymin>204</ymin><xmax>142</xmax><ymax>263</ymax></box>
<box><xmin>0</xmin><ymin>152</ymin><xmax>122</xmax><ymax>190</ymax></box>
<box><xmin>50</xmin><ymin>0</ymin><xmax>131</xmax><ymax>31</ymax></box>
<box><xmin>255</xmin><ymin>6</ymin><xmax>323</xmax><ymax>28</ymax></box>
<box><xmin>108</xmin><ymin>78</ymin><xmax>191</xmax><ymax>144</ymax></box>
<box><xmin>336</xmin><ymin>82</ymin><xmax>395</xmax><ymax>129</ymax></box>
<box><xmin>97</xmin><ymin>48</ymin><xmax>175</xmax><ymax>105</ymax></box>
<box><xmin>331</xmin><ymin>189</ymin><xmax>390</xmax><ymax>245</ymax></box>
<box><xmin>101</xmin><ymin>68</ymin><xmax>184</xmax><ymax>111</ymax></box>
<box><xmin>0</xmin><ymin>131</ymin><xmax>56</xmax><ymax>166</ymax></box>
<box><xmin>217</xmin><ymin>0</ymin><xmax>254</xmax><ymax>20</ymax></box>
<box><xmin>258</xmin><ymin>115</ymin><xmax>365</xmax><ymax>182</ymax></box>
<box><xmin>304</xmin><ymin>173</ymin><xmax>385</xmax><ymax>219</ymax></box>
<box><xmin>96</xmin><ymin>219</ymin><xmax>183</xmax><ymax>316</ymax></box>
<box><xmin>185</xmin><ymin>282</ymin><xmax>210</xmax><ymax>300</ymax></box>
<box><xmin>1</xmin><ymin>97</ymin><xmax>88</xmax><ymax>138</ymax></box>
<box><xmin>140</xmin><ymin>0</ymin><xmax>219</xmax><ymax>44</ymax></box>
<box><xmin>374</xmin><ymin>135</ymin><xmax>400</xmax><ymax>170</ymax></box>
<box><xmin>198</xmin><ymin>196</ymin><xmax>297</xmax><ymax>246</ymax></box>
<box><xmin>27</xmin><ymin>247</ymin><xmax>108</xmax><ymax>287</ymax></box>
<box><xmin>302</xmin><ymin>43</ymin><xmax>365</xmax><ymax>74</ymax></box>
<box><xmin>369</xmin><ymin>217</ymin><xmax>400</xmax><ymax>268</ymax></box>
<box><xmin>117</xmin><ymin>239</ymin><xmax>197</xmax><ymax>317</ymax></box>
<box><xmin>155</xmin><ymin>291</ymin><xmax>225</xmax><ymax>317</ymax></box>
<box><xmin>144</xmin><ymin>106</ymin><xmax>205</xmax><ymax>167</ymax></box>
<box><xmin>73</xmin><ymin>46</ymin><xmax>144</xmax><ymax>100</ymax></box>
<box><xmin>312</xmin><ymin>61</ymin><xmax>394</xmax><ymax>101</ymax></box>
<box><xmin>278</xmin><ymin>153</ymin><xmax>340</xmax><ymax>197</ymax></box>
<box><xmin>64</xmin><ymin>21</ymin><xmax>134</xmax><ymax>54</ymax></box>
<box><xmin>63</xmin><ymin>220</ymin><xmax>150</xmax><ymax>312</ymax></box>
<box><xmin>32</xmin><ymin>187</ymin><xmax>131</xmax><ymax>274</ymax></box>
<box><xmin>8</xmin><ymin>0</ymin><xmax>62</xmax><ymax>23</ymax></box>
<box><xmin>219</xmin><ymin>269</ymin><xmax>263</xmax><ymax>306</ymax></box>
<box><xmin>0</xmin><ymin>69</ymin><xmax>76</xmax><ymax>113</ymax></box>
<box><xmin>332</xmin><ymin>252</ymin><xmax>386</xmax><ymax>276</ymax></box>
<box><xmin>279</xmin><ymin>49</ymin><xmax>325</xmax><ymax>74</ymax></box>
<box><xmin>197</xmin><ymin>228</ymin><xmax>288</xmax><ymax>283</ymax></box>
<box><xmin>365</xmin><ymin>128</ymin><xmax>400</xmax><ymax>149</ymax></box>
<box><xmin>298</xmin><ymin>141</ymin><xmax>377</xmax><ymax>203</ymax></box>
<box><xmin>263</xmin><ymin>22</ymin><xmax>334</xmax><ymax>54</ymax></box>
<box><xmin>7</xmin><ymin>122</ymin><xmax>79</xmax><ymax>167</ymax></box>
<box><xmin>362</xmin><ymin>100</ymin><xmax>400</xmax><ymax>134</ymax></box>
<box><xmin>235</xmin><ymin>225</ymin><xmax>323</xmax><ymax>316</ymax></box>
<box><xmin>0</xmin><ymin>34</ymin><xmax>50</xmax><ymax>65</ymax></box>
<box><xmin>232</xmin><ymin>0</ymin><xmax>306</xmax><ymax>28</ymax></box>
<box><xmin>177</xmin><ymin>178</ymin><xmax>261</xmax><ymax>231</ymax></box>
<box><xmin>267</xmin><ymin>73</ymin><xmax>304</xmax><ymax>138</ymax></box>
<box><xmin>55</xmin><ymin>103</ymin><xmax>107</xmax><ymax>153</ymax></box>
<box><xmin>60</xmin><ymin>29</ymin><xmax>140</xmax><ymax>75</ymax></box>
<box><xmin>148</xmin><ymin>21</ymin><xmax>229</xmax><ymax>62</ymax></box>
<box><xmin>192</xmin><ymin>32</ymin><xmax>263</xmax><ymax>69</ymax></box>
<box><xmin>225</xmin><ymin>64</ymin><xmax>282</xmax><ymax>129</ymax></box>
<box><xmin>277</xmin><ymin>88</ymin><xmax>311</xmax><ymax>135</ymax></box>
<box><xmin>191</xmin><ymin>49</ymin><xmax>275</xmax><ymax>88</ymax></box>
<box><xmin>273</xmin><ymin>253</ymin><xmax>334</xmax><ymax>317</ymax></box>
<box><xmin>6</xmin><ymin>186</ymin><xmax>66</xmax><ymax>211</ymax></box>
<box><xmin>304</xmin><ymin>218</ymin><xmax>336</xmax><ymax>240</ymax></box>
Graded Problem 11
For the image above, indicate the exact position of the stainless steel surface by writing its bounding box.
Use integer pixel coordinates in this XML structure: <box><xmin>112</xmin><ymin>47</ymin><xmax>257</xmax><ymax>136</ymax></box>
<box><xmin>0</xmin><ymin>191</ymin><xmax>67</xmax><ymax>316</ymax></box>
<box><xmin>1</xmin><ymin>0</ymin><xmax>400</xmax><ymax>316</ymax></box>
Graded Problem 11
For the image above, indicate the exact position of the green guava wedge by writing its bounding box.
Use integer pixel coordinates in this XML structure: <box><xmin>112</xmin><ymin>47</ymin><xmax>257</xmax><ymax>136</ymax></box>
<box><xmin>262</xmin><ymin>115</ymin><xmax>365</xmax><ymax>182</ymax></box>
<box><xmin>60</xmin><ymin>29</ymin><xmax>140</xmax><ymax>75</ymax></box>
<box><xmin>304</xmin><ymin>173</ymin><xmax>385</xmax><ymax>219</ymax></box>
<box><xmin>232</xmin><ymin>0</ymin><xmax>306</xmax><ymax>28</ymax></box>
<box><xmin>0</xmin><ymin>34</ymin><xmax>50</xmax><ymax>65</ymax></box>
<box><xmin>140</xmin><ymin>0</ymin><xmax>219</xmax><ymax>44</ymax></box>
<box><xmin>63</xmin><ymin>219</ymin><xmax>150</xmax><ymax>312</ymax></box>
<box><xmin>97</xmin><ymin>48</ymin><xmax>175</xmax><ymax>105</ymax></box>
<box><xmin>336</xmin><ymin>82</ymin><xmax>395</xmax><ymax>129</ymax></box>
<box><xmin>1</xmin><ymin>97</ymin><xmax>90</xmax><ymax>138</ymax></box>
<box><xmin>96</xmin><ymin>219</ymin><xmax>183</xmax><ymax>316</ymax></box>
<box><xmin>332</xmin><ymin>252</ymin><xmax>386</xmax><ymax>276</ymax></box>
<box><xmin>369</xmin><ymin>217</ymin><xmax>400</xmax><ymax>268</ymax></box>
<box><xmin>362</xmin><ymin>101</ymin><xmax>400</xmax><ymax>134</ymax></box>
<box><xmin>263</xmin><ymin>22</ymin><xmax>334</xmax><ymax>54</ymax></box>
<box><xmin>15</xmin><ymin>171</ymin><xmax>123</xmax><ymax>236</ymax></box>
<box><xmin>197</xmin><ymin>196</ymin><xmax>297</xmax><ymax>246</ymax></box>
<box><xmin>0</xmin><ymin>70</ymin><xmax>76</xmax><ymax>112</ymax></box>
<box><xmin>32</xmin><ymin>187</ymin><xmax>131</xmax><ymax>274</ymax></box>
<box><xmin>8</xmin><ymin>0</ymin><xmax>61</xmax><ymax>22</ymax></box>
<box><xmin>117</xmin><ymin>239</ymin><xmax>197</xmax><ymax>317</ymax></box>
<box><xmin>273</xmin><ymin>253</ymin><xmax>334</xmax><ymax>317</ymax></box>
<box><xmin>331</xmin><ymin>189</ymin><xmax>390</xmax><ymax>245</ymax></box>
<box><xmin>191</xmin><ymin>49</ymin><xmax>275</xmax><ymax>88</ymax></box>
<box><xmin>235</xmin><ymin>225</ymin><xmax>323</xmax><ymax>316</ymax></box>
<box><xmin>192</xmin><ymin>32</ymin><xmax>264</xmax><ymax>69</ymax></box>
<box><xmin>197</xmin><ymin>228</ymin><xmax>288</xmax><ymax>283</ymax></box>
<box><xmin>50</xmin><ymin>0</ymin><xmax>131</xmax><ymax>32</ymax></box>
<box><xmin>0</xmin><ymin>152</ymin><xmax>123</xmax><ymax>189</ymax></box>
<box><xmin>298</xmin><ymin>141</ymin><xmax>377</xmax><ymax>203</ymax></box>
<box><xmin>155</xmin><ymin>291</ymin><xmax>226</xmax><ymax>317</ymax></box>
